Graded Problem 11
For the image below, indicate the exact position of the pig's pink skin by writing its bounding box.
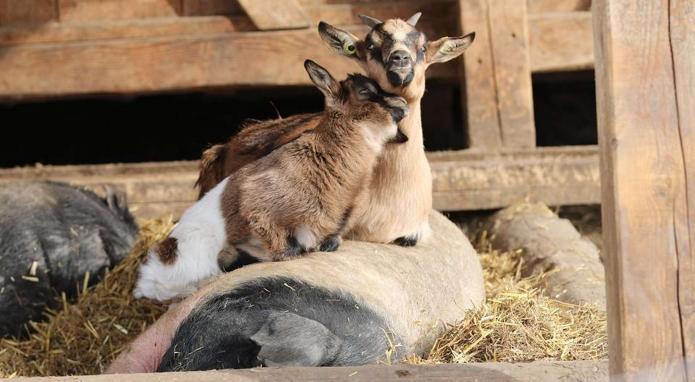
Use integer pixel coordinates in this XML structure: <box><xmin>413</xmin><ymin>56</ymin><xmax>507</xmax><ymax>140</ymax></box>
<box><xmin>105</xmin><ymin>295</ymin><xmax>203</xmax><ymax>374</ymax></box>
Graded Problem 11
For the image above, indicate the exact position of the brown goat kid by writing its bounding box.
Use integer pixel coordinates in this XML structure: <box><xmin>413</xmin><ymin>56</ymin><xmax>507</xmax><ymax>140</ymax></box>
<box><xmin>134</xmin><ymin>60</ymin><xmax>408</xmax><ymax>301</ymax></box>
<box><xmin>223</xmin><ymin>60</ymin><xmax>408</xmax><ymax>262</ymax></box>
<box><xmin>195</xmin><ymin>13</ymin><xmax>475</xmax><ymax>247</ymax></box>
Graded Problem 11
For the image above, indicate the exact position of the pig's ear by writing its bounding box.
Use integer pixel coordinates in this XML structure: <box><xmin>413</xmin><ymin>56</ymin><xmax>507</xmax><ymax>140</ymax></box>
<box><xmin>104</xmin><ymin>186</ymin><xmax>129</xmax><ymax>213</ymax></box>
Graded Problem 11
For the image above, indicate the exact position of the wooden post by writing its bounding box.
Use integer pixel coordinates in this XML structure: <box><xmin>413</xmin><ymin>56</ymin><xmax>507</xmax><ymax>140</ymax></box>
<box><xmin>593</xmin><ymin>0</ymin><xmax>694</xmax><ymax>380</ymax></box>
<box><xmin>458</xmin><ymin>0</ymin><xmax>536</xmax><ymax>150</ymax></box>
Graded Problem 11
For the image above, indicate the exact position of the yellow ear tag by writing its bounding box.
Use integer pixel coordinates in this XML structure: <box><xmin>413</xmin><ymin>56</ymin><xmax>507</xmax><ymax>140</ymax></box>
<box><xmin>343</xmin><ymin>41</ymin><xmax>356</xmax><ymax>55</ymax></box>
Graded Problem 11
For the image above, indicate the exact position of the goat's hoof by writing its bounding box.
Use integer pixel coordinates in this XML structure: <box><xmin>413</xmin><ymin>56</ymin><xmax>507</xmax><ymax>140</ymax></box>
<box><xmin>393</xmin><ymin>235</ymin><xmax>418</xmax><ymax>247</ymax></box>
<box><xmin>319</xmin><ymin>235</ymin><xmax>341</xmax><ymax>252</ymax></box>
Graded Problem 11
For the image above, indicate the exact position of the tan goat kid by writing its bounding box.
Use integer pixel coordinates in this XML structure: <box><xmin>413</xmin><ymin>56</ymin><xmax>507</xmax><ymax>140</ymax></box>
<box><xmin>134</xmin><ymin>61</ymin><xmax>408</xmax><ymax>302</ymax></box>
<box><xmin>196</xmin><ymin>13</ymin><xmax>475</xmax><ymax>247</ymax></box>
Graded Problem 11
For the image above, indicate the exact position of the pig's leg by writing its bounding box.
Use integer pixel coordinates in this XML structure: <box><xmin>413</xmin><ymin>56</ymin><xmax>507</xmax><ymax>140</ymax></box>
<box><xmin>105</xmin><ymin>295</ymin><xmax>201</xmax><ymax>374</ymax></box>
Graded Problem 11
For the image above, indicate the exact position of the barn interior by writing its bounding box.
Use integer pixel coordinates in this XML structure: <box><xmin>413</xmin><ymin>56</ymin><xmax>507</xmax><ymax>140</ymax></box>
<box><xmin>0</xmin><ymin>0</ymin><xmax>611</xmax><ymax>379</ymax></box>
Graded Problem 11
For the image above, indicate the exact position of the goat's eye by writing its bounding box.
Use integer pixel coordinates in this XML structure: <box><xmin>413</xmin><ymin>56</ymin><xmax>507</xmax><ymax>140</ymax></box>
<box><xmin>343</xmin><ymin>41</ymin><xmax>356</xmax><ymax>55</ymax></box>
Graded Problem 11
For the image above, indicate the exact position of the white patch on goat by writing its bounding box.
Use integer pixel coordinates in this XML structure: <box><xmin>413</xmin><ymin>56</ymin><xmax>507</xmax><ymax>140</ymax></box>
<box><xmin>134</xmin><ymin>178</ymin><xmax>230</xmax><ymax>301</ymax></box>
<box><xmin>359</xmin><ymin>121</ymin><xmax>396</xmax><ymax>154</ymax></box>
<box><xmin>294</xmin><ymin>225</ymin><xmax>318</xmax><ymax>251</ymax></box>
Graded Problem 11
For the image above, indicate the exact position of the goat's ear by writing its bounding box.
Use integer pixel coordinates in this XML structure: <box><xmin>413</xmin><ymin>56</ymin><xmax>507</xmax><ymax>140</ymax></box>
<box><xmin>318</xmin><ymin>21</ymin><xmax>365</xmax><ymax>61</ymax></box>
<box><xmin>304</xmin><ymin>60</ymin><xmax>341</xmax><ymax>102</ymax></box>
<box><xmin>426</xmin><ymin>32</ymin><xmax>475</xmax><ymax>64</ymax></box>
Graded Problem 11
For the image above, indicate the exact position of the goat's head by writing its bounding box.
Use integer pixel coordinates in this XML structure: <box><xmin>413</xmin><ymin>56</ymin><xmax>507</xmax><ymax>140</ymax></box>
<box><xmin>319</xmin><ymin>13</ymin><xmax>475</xmax><ymax>101</ymax></box>
<box><xmin>304</xmin><ymin>60</ymin><xmax>409</xmax><ymax>143</ymax></box>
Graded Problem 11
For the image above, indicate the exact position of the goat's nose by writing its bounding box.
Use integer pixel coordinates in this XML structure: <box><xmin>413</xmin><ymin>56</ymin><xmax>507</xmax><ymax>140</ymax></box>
<box><xmin>389</xmin><ymin>50</ymin><xmax>411</xmax><ymax>67</ymax></box>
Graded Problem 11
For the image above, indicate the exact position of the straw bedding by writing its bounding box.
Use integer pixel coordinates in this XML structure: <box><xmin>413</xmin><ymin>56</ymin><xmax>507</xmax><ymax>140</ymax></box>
<box><xmin>0</xmin><ymin>219</ymin><xmax>606</xmax><ymax>378</ymax></box>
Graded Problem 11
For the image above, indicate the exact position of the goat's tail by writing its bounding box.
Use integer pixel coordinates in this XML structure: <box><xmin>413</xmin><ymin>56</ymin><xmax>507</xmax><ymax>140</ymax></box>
<box><xmin>195</xmin><ymin>144</ymin><xmax>228</xmax><ymax>200</ymax></box>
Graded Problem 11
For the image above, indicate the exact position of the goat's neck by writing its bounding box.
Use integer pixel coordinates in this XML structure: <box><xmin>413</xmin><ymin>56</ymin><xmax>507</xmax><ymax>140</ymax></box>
<box><xmin>399</xmin><ymin>99</ymin><xmax>423</xmax><ymax>149</ymax></box>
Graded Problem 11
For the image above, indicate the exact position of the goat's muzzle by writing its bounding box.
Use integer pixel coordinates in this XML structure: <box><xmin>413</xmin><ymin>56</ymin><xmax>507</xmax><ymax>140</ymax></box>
<box><xmin>386</xmin><ymin>50</ymin><xmax>415</xmax><ymax>87</ymax></box>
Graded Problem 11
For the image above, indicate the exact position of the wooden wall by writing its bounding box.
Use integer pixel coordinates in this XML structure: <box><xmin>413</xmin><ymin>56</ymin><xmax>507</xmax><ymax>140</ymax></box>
<box><xmin>0</xmin><ymin>0</ymin><xmax>593</xmax><ymax>99</ymax></box>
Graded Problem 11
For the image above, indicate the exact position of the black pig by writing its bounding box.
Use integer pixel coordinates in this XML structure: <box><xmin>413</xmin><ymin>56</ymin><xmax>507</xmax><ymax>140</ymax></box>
<box><xmin>0</xmin><ymin>181</ymin><xmax>138</xmax><ymax>338</ymax></box>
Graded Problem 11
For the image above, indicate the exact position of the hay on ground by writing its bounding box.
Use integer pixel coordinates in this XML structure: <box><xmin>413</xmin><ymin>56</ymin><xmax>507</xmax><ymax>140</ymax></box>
<box><xmin>0</xmin><ymin>217</ymin><xmax>174</xmax><ymax>378</ymax></box>
<box><xmin>0</xmin><ymin>220</ymin><xmax>607</xmax><ymax>378</ymax></box>
<box><xmin>408</xmin><ymin>231</ymin><xmax>607</xmax><ymax>364</ymax></box>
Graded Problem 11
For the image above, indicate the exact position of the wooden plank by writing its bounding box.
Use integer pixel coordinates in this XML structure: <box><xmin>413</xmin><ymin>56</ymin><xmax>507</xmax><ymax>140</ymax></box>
<box><xmin>58</xmin><ymin>0</ymin><xmax>182</xmax><ymax>22</ymax></box>
<box><xmin>528</xmin><ymin>0</ymin><xmax>591</xmax><ymax>13</ymax></box>
<box><xmin>10</xmin><ymin>361</ymin><xmax>608</xmax><ymax>381</ymax></box>
<box><xmin>0</xmin><ymin>0</ymin><xmax>56</xmax><ymax>26</ymax></box>
<box><xmin>458</xmin><ymin>0</ymin><xmax>502</xmax><ymax>149</ymax></box>
<box><xmin>429</xmin><ymin>146</ymin><xmax>599</xmax><ymax>211</ymax></box>
<box><xmin>593</xmin><ymin>0</ymin><xmax>694</xmax><ymax>380</ymax></box>
<box><xmin>459</xmin><ymin>0</ymin><xmax>535</xmax><ymax>150</ymax></box>
<box><xmin>237</xmin><ymin>0</ymin><xmax>309</xmax><ymax>31</ymax></box>
<box><xmin>0</xmin><ymin>146</ymin><xmax>600</xmax><ymax>219</ymax></box>
<box><xmin>0</xmin><ymin>1</ymin><xmax>456</xmax><ymax>45</ymax></box>
<box><xmin>486</xmin><ymin>0</ymin><xmax>535</xmax><ymax>148</ymax></box>
<box><xmin>529</xmin><ymin>12</ymin><xmax>593</xmax><ymax>73</ymax></box>
<box><xmin>0</xmin><ymin>25</ymin><xmax>457</xmax><ymax>99</ymax></box>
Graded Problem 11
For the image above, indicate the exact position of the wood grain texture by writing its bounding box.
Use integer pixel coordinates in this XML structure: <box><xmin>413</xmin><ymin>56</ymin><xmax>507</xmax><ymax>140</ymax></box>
<box><xmin>486</xmin><ymin>0</ymin><xmax>535</xmax><ymax>148</ymax></box>
<box><xmin>593</xmin><ymin>0</ymin><xmax>695</xmax><ymax>380</ymax></box>
<box><xmin>0</xmin><ymin>0</ymin><xmax>56</xmax><ymax>26</ymax></box>
<box><xmin>0</xmin><ymin>146</ymin><xmax>600</xmax><ymax>219</ymax></box>
<box><xmin>670</xmin><ymin>0</ymin><xmax>695</xmax><ymax>375</ymax></box>
<box><xmin>11</xmin><ymin>361</ymin><xmax>608</xmax><ymax>381</ymax></box>
<box><xmin>0</xmin><ymin>24</ymin><xmax>460</xmax><ymax>99</ymax></box>
<box><xmin>529</xmin><ymin>11</ymin><xmax>593</xmax><ymax>73</ymax></box>
<box><xmin>430</xmin><ymin>146</ymin><xmax>599</xmax><ymax>211</ymax></box>
<box><xmin>58</xmin><ymin>0</ymin><xmax>182</xmax><ymax>22</ymax></box>
<box><xmin>0</xmin><ymin>26</ymin><xmax>370</xmax><ymax>98</ymax></box>
<box><xmin>458</xmin><ymin>0</ymin><xmax>502</xmax><ymax>149</ymax></box>
<box><xmin>238</xmin><ymin>0</ymin><xmax>309</xmax><ymax>30</ymax></box>
<box><xmin>459</xmin><ymin>0</ymin><xmax>535</xmax><ymax>150</ymax></box>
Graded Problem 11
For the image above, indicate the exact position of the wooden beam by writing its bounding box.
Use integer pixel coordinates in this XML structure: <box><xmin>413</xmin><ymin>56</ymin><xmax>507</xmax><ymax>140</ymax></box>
<box><xmin>459</xmin><ymin>0</ymin><xmax>535</xmax><ymax>150</ymax></box>
<box><xmin>593</xmin><ymin>0</ymin><xmax>694</xmax><ymax>380</ymax></box>
<box><xmin>0</xmin><ymin>146</ymin><xmax>600</xmax><ymax>219</ymax></box>
<box><xmin>10</xmin><ymin>361</ymin><xmax>608</xmax><ymax>381</ymax></box>
<box><xmin>0</xmin><ymin>8</ymin><xmax>590</xmax><ymax>98</ymax></box>
<box><xmin>238</xmin><ymin>0</ymin><xmax>309</xmax><ymax>30</ymax></box>
<box><xmin>0</xmin><ymin>23</ymin><xmax>459</xmax><ymax>99</ymax></box>
<box><xmin>429</xmin><ymin>146</ymin><xmax>599</xmax><ymax>210</ymax></box>
<box><xmin>529</xmin><ymin>12</ymin><xmax>594</xmax><ymax>73</ymax></box>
